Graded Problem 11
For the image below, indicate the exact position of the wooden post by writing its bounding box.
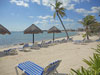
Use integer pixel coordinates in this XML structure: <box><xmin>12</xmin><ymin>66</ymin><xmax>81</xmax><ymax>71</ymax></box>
<box><xmin>33</xmin><ymin>34</ymin><xmax>34</xmax><ymax>44</ymax></box>
<box><xmin>53</xmin><ymin>33</ymin><xmax>55</xmax><ymax>42</ymax></box>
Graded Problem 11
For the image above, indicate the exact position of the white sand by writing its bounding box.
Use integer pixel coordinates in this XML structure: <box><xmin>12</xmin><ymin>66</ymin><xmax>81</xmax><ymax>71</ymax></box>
<box><xmin>0</xmin><ymin>32</ymin><xmax>99</xmax><ymax>75</ymax></box>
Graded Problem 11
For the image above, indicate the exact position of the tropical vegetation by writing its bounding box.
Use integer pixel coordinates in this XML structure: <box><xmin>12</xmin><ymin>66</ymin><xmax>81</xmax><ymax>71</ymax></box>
<box><xmin>79</xmin><ymin>15</ymin><xmax>96</xmax><ymax>40</ymax></box>
<box><xmin>51</xmin><ymin>0</ymin><xmax>69</xmax><ymax>40</ymax></box>
<box><xmin>70</xmin><ymin>44</ymin><xmax>100</xmax><ymax>75</ymax></box>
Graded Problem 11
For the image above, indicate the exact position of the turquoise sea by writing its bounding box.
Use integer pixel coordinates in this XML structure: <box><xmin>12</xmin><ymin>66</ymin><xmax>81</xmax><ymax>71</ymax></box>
<box><xmin>0</xmin><ymin>31</ymin><xmax>77</xmax><ymax>48</ymax></box>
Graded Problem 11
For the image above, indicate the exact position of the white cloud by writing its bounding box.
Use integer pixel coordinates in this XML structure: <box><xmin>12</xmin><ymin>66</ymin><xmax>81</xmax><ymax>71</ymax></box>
<box><xmin>42</xmin><ymin>0</ymin><xmax>90</xmax><ymax>11</ymax></box>
<box><xmin>50</xmin><ymin>19</ymin><xmax>59</xmax><ymax>23</ymax></box>
<box><xmin>34</xmin><ymin>20</ymin><xmax>48</xmax><ymax>25</ymax></box>
<box><xmin>73</xmin><ymin>0</ymin><xmax>90</xmax><ymax>3</ymax></box>
<box><xmin>34</xmin><ymin>21</ymin><xmax>40</xmax><ymax>25</ymax></box>
<box><xmin>10</xmin><ymin>0</ymin><xmax>29</xmax><ymax>7</ymax></box>
<box><xmin>42</xmin><ymin>20</ymin><xmax>48</xmax><ymax>23</ymax></box>
<box><xmin>73</xmin><ymin>0</ymin><xmax>80</xmax><ymax>3</ymax></box>
<box><xmin>66</xmin><ymin>4</ymin><xmax>75</xmax><ymax>10</ymax></box>
<box><xmin>42</xmin><ymin>0</ymin><xmax>74</xmax><ymax>10</ymax></box>
<box><xmin>31</xmin><ymin>0</ymin><xmax>40</xmax><ymax>4</ymax></box>
<box><xmin>55</xmin><ymin>24</ymin><xmax>59</xmax><ymax>26</ymax></box>
<box><xmin>75</xmin><ymin>8</ymin><xmax>86</xmax><ymax>13</ymax></box>
<box><xmin>38</xmin><ymin>15</ymin><xmax>53</xmax><ymax>19</ymax></box>
<box><xmin>75</xmin><ymin>8</ymin><xmax>88</xmax><ymax>16</ymax></box>
<box><xmin>63</xmin><ymin>18</ymin><xmax>74</xmax><ymax>22</ymax></box>
<box><xmin>75</xmin><ymin>6</ymin><xmax>100</xmax><ymax>16</ymax></box>
<box><xmin>28</xmin><ymin>16</ymin><xmax>34</xmax><ymax>19</ymax></box>
<box><xmin>90</xmin><ymin>6</ymin><xmax>100</xmax><ymax>13</ymax></box>
<box><xmin>10</xmin><ymin>0</ymin><xmax>90</xmax><ymax>9</ymax></box>
<box><xmin>42</xmin><ymin>0</ymin><xmax>55</xmax><ymax>6</ymax></box>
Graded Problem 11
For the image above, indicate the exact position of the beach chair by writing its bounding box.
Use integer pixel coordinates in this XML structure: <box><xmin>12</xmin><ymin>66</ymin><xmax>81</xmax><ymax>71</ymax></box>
<box><xmin>67</xmin><ymin>37</ymin><xmax>73</xmax><ymax>42</ymax></box>
<box><xmin>4</xmin><ymin>49</ymin><xmax>11</xmax><ymax>55</ymax></box>
<box><xmin>31</xmin><ymin>42</ymin><xmax>40</xmax><ymax>50</ymax></box>
<box><xmin>60</xmin><ymin>39</ymin><xmax>67</xmax><ymax>43</ymax></box>
<box><xmin>46</xmin><ymin>41</ymin><xmax>54</xmax><ymax>46</ymax></box>
<box><xmin>48</xmin><ymin>41</ymin><xmax>58</xmax><ymax>46</ymax></box>
<box><xmin>15</xmin><ymin>60</ymin><xmax>61</xmax><ymax>75</ymax></box>
<box><xmin>41</xmin><ymin>40</ymin><xmax>48</xmax><ymax>48</ymax></box>
<box><xmin>23</xmin><ymin>43</ymin><xmax>30</xmax><ymax>48</ymax></box>
<box><xmin>9</xmin><ymin>49</ymin><xmax>18</xmax><ymax>55</ymax></box>
<box><xmin>23</xmin><ymin>48</ymin><xmax>31</xmax><ymax>52</ymax></box>
<box><xmin>54</xmin><ymin>41</ymin><xmax>58</xmax><ymax>45</ymax></box>
<box><xmin>19</xmin><ymin>43</ymin><xmax>30</xmax><ymax>51</ymax></box>
<box><xmin>96</xmin><ymin>39</ymin><xmax>100</xmax><ymax>42</ymax></box>
<box><xmin>4</xmin><ymin>48</ymin><xmax>18</xmax><ymax>55</ymax></box>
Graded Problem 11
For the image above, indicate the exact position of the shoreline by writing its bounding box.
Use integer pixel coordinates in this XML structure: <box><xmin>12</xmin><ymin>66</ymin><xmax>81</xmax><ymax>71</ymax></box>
<box><xmin>0</xmin><ymin>31</ymin><xmax>78</xmax><ymax>50</ymax></box>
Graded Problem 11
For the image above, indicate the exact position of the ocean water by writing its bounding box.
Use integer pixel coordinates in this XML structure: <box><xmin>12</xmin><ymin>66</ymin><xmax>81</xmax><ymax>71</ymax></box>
<box><xmin>0</xmin><ymin>31</ymin><xmax>77</xmax><ymax>48</ymax></box>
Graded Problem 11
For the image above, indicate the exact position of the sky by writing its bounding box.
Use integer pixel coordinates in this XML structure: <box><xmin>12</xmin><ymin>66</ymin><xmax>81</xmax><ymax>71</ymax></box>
<box><xmin>0</xmin><ymin>0</ymin><xmax>100</xmax><ymax>31</ymax></box>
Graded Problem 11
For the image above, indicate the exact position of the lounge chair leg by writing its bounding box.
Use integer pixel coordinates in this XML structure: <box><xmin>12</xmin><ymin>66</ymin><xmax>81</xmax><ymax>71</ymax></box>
<box><xmin>15</xmin><ymin>66</ymin><xmax>19</xmax><ymax>75</ymax></box>
<box><xmin>53</xmin><ymin>70</ymin><xmax>58</xmax><ymax>75</ymax></box>
<box><xmin>55</xmin><ymin>69</ymin><xmax>58</xmax><ymax>74</ymax></box>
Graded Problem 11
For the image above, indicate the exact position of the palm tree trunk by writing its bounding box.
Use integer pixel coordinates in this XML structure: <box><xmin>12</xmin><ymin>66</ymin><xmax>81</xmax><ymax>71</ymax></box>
<box><xmin>57</xmin><ymin>12</ymin><xmax>69</xmax><ymax>40</ymax></box>
<box><xmin>86</xmin><ymin>32</ymin><xmax>89</xmax><ymax>40</ymax></box>
<box><xmin>86</xmin><ymin>26</ymin><xmax>89</xmax><ymax>40</ymax></box>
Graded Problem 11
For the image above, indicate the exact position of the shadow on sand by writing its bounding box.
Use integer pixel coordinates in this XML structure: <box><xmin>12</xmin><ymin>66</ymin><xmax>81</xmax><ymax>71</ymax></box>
<box><xmin>0</xmin><ymin>51</ymin><xmax>17</xmax><ymax>57</ymax></box>
<box><xmin>0</xmin><ymin>51</ymin><xmax>7</xmax><ymax>57</ymax></box>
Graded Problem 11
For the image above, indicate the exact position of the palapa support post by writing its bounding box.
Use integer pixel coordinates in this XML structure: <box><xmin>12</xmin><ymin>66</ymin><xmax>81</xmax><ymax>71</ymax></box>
<box><xmin>53</xmin><ymin>32</ymin><xmax>55</xmax><ymax>42</ymax></box>
<box><xmin>33</xmin><ymin>34</ymin><xmax>34</xmax><ymax>44</ymax></box>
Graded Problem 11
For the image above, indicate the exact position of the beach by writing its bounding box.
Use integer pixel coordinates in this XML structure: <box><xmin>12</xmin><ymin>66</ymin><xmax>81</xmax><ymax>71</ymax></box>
<box><xmin>0</xmin><ymin>32</ymin><xmax>99</xmax><ymax>75</ymax></box>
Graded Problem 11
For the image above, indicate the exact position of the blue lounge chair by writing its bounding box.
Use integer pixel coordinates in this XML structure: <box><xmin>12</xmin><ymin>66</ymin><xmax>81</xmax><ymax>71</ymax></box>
<box><xmin>15</xmin><ymin>60</ymin><xmax>61</xmax><ymax>75</ymax></box>
<box><xmin>40</xmin><ymin>40</ymin><xmax>48</xmax><ymax>48</ymax></box>
<box><xmin>23</xmin><ymin>43</ymin><xmax>30</xmax><ymax>48</ymax></box>
<box><xmin>31</xmin><ymin>42</ymin><xmax>40</xmax><ymax>50</ymax></box>
<box><xmin>4</xmin><ymin>48</ymin><xmax>17</xmax><ymax>55</ymax></box>
<box><xmin>4</xmin><ymin>49</ymin><xmax>11</xmax><ymax>55</ymax></box>
<box><xmin>18</xmin><ymin>43</ymin><xmax>31</xmax><ymax>51</ymax></box>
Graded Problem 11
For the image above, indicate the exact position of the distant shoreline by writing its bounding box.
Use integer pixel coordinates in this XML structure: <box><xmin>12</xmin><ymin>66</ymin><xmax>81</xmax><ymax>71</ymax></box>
<box><xmin>0</xmin><ymin>31</ymin><xmax>78</xmax><ymax>49</ymax></box>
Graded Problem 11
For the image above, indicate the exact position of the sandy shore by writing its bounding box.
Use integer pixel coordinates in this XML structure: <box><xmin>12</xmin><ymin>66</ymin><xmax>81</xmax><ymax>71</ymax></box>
<box><xmin>0</xmin><ymin>32</ymin><xmax>99</xmax><ymax>75</ymax></box>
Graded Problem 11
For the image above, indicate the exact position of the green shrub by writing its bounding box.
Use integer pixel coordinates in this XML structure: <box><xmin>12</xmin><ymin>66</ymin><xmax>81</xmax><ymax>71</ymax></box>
<box><xmin>70</xmin><ymin>45</ymin><xmax>100</xmax><ymax>75</ymax></box>
<box><xmin>83</xmin><ymin>53</ymin><xmax>100</xmax><ymax>75</ymax></box>
<box><xmin>92</xmin><ymin>44</ymin><xmax>100</xmax><ymax>55</ymax></box>
<box><xmin>71</xmin><ymin>66</ymin><xmax>94</xmax><ymax>75</ymax></box>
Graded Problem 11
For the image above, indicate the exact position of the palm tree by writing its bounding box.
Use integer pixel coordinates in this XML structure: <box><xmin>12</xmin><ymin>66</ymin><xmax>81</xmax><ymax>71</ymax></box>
<box><xmin>51</xmin><ymin>0</ymin><xmax>69</xmax><ymax>40</ymax></box>
<box><xmin>79</xmin><ymin>15</ymin><xmax>96</xmax><ymax>40</ymax></box>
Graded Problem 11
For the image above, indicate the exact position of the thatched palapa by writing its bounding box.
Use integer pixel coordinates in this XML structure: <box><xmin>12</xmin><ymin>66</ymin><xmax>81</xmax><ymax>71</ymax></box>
<box><xmin>48</xmin><ymin>26</ymin><xmax>61</xmax><ymax>33</ymax></box>
<box><xmin>0</xmin><ymin>24</ymin><xmax>11</xmax><ymax>35</ymax></box>
<box><xmin>48</xmin><ymin>26</ymin><xmax>61</xmax><ymax>42</ymax></box>
<box><xmin>24</xmin><ymin>24</ymin><xmax>43</xmax><ymax>44</ymax></box>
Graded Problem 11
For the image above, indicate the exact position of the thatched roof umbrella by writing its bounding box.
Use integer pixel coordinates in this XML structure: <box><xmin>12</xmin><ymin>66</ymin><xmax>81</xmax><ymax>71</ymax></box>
<box><xmin>24</xmin><ymin>24</ymin><xmax>43</xmax><ymax>44</ymax></box>
<box><xmin>48</xmin><ymin>26</ymin><xmax>61</xmax><ymax>42</ymax></box>
<box><xmin>0</xmin><ymin>24</ymin><xmax>11</xmax><ymax>35</ymax></box>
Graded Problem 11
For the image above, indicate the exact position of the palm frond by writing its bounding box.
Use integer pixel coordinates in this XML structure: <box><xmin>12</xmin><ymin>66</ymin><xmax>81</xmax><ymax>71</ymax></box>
<box><xmin>58</xmin><ymin>11</ymin><xmax>66</xmax><ymax>17</ymax></box>
<box><xmin>59</xmin><ymin>7</ymin><xmax>66</xmax><ymax>12</ymax></box>
<box><xmin>79</xmin><ymin>21</ymin><xmax>85</xmax><ymax>25</ymax></box>
<box><xmin>50</xmin><ymin>4</ymin><xmax>55</xmax><ymax>8</ymax></box>
<box><xmin>53</xmin><ymin>11</ymin><xmax>56</xmax><ymax>19</ymax></box>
